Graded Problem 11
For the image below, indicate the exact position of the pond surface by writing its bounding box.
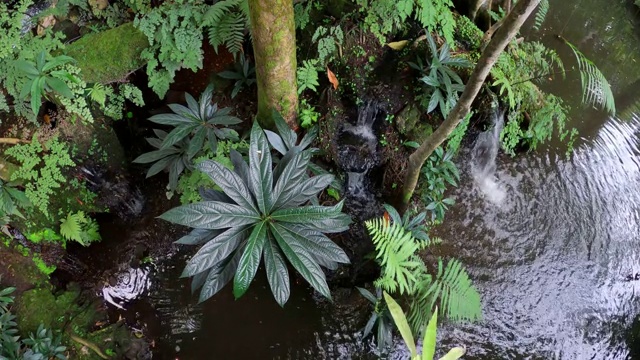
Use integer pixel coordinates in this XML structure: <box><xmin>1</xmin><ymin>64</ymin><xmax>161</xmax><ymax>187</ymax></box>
<box><xmin>92</xmin><ymin>1</ymin><xmax>640</xmax><ymax>359</ymax></box>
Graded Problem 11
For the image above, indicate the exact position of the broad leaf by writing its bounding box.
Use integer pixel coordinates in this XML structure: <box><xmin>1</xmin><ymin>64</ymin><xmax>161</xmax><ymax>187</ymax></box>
<box><xmin>263</xmin><ymin>238</ymin><xmax>290</xmax><ymax>306</ymax></box>
<box><xmin>280</xmin><ymin>224</ymin><xmax>350</xmax><ymax>265</ymax></box>
<box><xmin>233</xmin><ymin>221</ymin><xmax>268</xmax><ymax>298</ymax></box>
<box><xmin>248</xmin><ymin>122</ymin><xmax>273</xmax><ymax>213</ymax></box>
<box><xmin>158</xmin><ymin>201</ymin><xmax>259</xmax><ymax>229</ymax></box>
<box><xmin>175</xmin><ymin>228</ymin><xmax>223</xmax><ymax>245</ymax></box>
<box><xmin>384</xmin><ymin>292</ymin><xmax>417</xmax><ymax>357</ymax></box>
<box><xmin>270</xmin><ymin>223</ymin><xmax>331</xmax><ymax>299</ymax></box>
<box><xmin>271</xmin><ymin>151</ymin><xmax>311</xmax><ymax>210</ymax></box>
<box><xmin>438</xmin><ymin>347</ymin><xmax>466</xmax><ymax>360</ymax></box>
<box><xmin>181</xmin><ymin>226</ymin><xmax>251</xmax><ymax>277</ymax></box>
<box><xmin>197</xmin><ymin>160</ymin><xmax>257</xmax><ymax>212</ymax></box>
<box><xmin>199</xmin><ymin>245</ymin><xmax>245</xmax><ymax>302</ymax></box>
<box><xmin>422</xmin><ymin>308</ymin><xmax>437</xmax><ymax>360</ymax></box>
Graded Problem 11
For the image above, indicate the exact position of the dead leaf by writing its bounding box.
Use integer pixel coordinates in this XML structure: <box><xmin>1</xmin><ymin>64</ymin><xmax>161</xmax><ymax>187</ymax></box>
<box><xmin>386</xmin><ymin>40</ymin><xmax>409</xmax><ymax>51</ymax></box>
<box><xmin>327</xmin><ymin>67</ymin><xmax>339</xmax><ymax>90</ymax></box>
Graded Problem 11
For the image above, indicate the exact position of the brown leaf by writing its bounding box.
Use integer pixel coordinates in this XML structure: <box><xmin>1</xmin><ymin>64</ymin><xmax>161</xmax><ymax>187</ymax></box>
<box><xmin>327</xmin><ymin>67</ymin><xmax>339</xmax><ymax>90</ymax></box>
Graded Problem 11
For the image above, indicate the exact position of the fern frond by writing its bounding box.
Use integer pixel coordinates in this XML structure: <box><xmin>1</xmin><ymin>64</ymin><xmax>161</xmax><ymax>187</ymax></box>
<box><xmin>366</xmin><ymin>218</ymin><xmax>424</xmax><ymax>295</ymax></box>
<box><xmin>565</xmin><ymin>41</ymin><xmax>615</xmax><ymax>115</ymax></box>
<box><xmin>60</xmin><ymin>212</ymin><xmax>82</xmax><ymax>243</ymax></box>
<box><xmin>532</xmin><ymin>0</ymin><xmax>549</xmax><ymax>31</ymax></box>
<box><xmin>202</xmin><ymin>0</ymin><xmax>242</xmax><ymax>26</ymax></box>
<box><xmin>207</xmin><ymin>10</ymin><xmax>246</xmax><ymax>56</ymax></box>
<box><xmin>410</xmin><ymin>258</ymin><xmax>482</xmax><ymax>328</ymax></box>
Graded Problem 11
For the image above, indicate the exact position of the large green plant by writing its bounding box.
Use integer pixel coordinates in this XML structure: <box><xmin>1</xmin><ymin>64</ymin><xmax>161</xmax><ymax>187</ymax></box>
<box><xmin>14</xmin><ymin>51</ymin><xmax>76</xmax><ymax>116</ymax></box>
<box><xmin>217</xmin><ymin>55</ymin><xmax>256</xmax><ymax>98</ymax></box>
<box><xmin>410</xmin><ymin>35</ymin><xmax>472</xmax><ymax>118</ymax></box>
<box><xmin>160</xmin><ymin>122</ymin><xmax>352</xmax><ymax>306</ymax></box>
<box><xmin>133</xmin><ymin>85</ymin><xmax>241</xmax><ymax>191</ymax></box>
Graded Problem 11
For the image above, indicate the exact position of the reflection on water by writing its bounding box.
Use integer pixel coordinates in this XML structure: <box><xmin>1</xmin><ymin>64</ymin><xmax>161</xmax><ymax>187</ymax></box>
<box><xmin>436</xmin><ymin>113</ymin><xmax>640</xmax><ymax>359</ymax></box>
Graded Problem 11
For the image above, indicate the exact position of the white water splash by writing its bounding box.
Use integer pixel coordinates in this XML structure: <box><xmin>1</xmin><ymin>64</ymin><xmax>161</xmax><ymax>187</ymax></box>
<box><xmin>471</xmin><ymin>108</ymin><xmax>507</xmax><ymax>204</ymax></box>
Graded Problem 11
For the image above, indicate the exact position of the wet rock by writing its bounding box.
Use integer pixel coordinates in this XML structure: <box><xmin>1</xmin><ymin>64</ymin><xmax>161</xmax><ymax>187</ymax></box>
<box><xmin>395</xmin><ymin>102</ymin><xmax>432</xmax><ymax>144</ymax></box>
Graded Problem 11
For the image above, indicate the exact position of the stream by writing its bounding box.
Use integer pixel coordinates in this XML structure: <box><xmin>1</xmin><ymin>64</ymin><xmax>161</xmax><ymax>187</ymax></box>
<box><xmin>82</xmin><ymin>1</ymin><xmax>640</xmax><ymax>359</ymax></box>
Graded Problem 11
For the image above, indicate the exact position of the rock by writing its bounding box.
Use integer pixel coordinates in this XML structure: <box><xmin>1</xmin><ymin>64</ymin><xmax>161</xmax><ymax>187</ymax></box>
<box><xmin>395</xmin><ymin>103</ymin><xmax>432</xmax><ymax>144</ymax></box>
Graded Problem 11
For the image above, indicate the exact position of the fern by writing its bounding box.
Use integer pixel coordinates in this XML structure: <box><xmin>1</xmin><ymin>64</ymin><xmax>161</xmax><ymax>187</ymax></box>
<box><xmin>366</xmin><ymin>211</ymin><xmax>482</xmax><ymax>332</ymax></box>
<box><xmin>312</xmin><ymin>25</ymin><xmax>344</xmax><ymax>65</ymax></box>
<box><xmin>366</xmin><ymin>218</ymin><xmax>426</xmax><ymax>295</ymax></box>
<box><xmin>565</xmin><ymin>41</ymin><xmax>616</xmax><ymax>115</ymax></box>
<box><xmin>532</xmin><ymin>0</ymin><xmax>549</xmax><ymax>31</ymax></box>
<box><xmin>408</xmin><ymin>258</ymin><xmax>482</xmax><ymax>329</ymax></box>
<box><xmin>59</xmin><ymin>211</ymin><xmax>101</xmax><ymax>246</ymax></box>
<box><xmin>297</xmin><ymin>60</ymin><xmax>320</xmax><ymax>94</ymax></box>
<box><xmin>203</xmin><ymin>0</ymin><xmax>248</xmax><ymax>56</ymax></box>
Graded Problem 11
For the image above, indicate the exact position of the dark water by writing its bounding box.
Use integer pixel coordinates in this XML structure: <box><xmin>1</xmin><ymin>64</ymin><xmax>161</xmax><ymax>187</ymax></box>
<box><xmin>94</xmin><ymin>1</ymin><xmax>640</xmax><ymax>359</ymax></box>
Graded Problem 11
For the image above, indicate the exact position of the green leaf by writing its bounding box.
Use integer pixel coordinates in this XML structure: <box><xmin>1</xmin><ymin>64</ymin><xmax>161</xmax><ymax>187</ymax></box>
<box><xmin>271</xmin><ymin>201</ymin><xmax>351</xmax><ymax>232</ymax></box>
<box><xmin>175</xmin><ymin>228</ymin><xmax>223</xmax><ymax>245</ymax></box>
<box><xmin>233</xmin><ymin>221</ymin><xmax>268</xmax><ymax>298</ymax></box>
<box><xmin>270</xmin><ymin>223</ymin><xmax>331</xmax><ymax>300</ymax></box>
<box><xmin>248</xmin><ymin>122</ymin><xmax>273</xmax><ymax>213</ymax></box>
<box><xmin>160</xmin><ymin>124</ymin><xmax>198</xmax><ymax>149</ymax></box>
<box><xmin>264</xmin><ymin>130</ymin><xmax>288</xmax><ymax>155</ymax></box>
<box><xmin>383</xmin><ymin>292</ymin><xmax>417</xmax><ymax>357</ymax></box>
<box><xmin>30</xmin><ymin>76</ymin><xmax>45</xmax><ymax>115</ymax></box>
<box><xmin>187</xmin><ymin>127</ymin><xmax>207</xmax><ymax>159</ymax></box>
<box><xmin>197</xmin><ymin>160</ymin><xmax>258</xmax><ymax>213</ymax></box>
<box><xmin>422</xmin><ymin>308</ymin><xmax>438</xmax><ymax>360</ymax></box>
<box><xmin>438</xmin><ymin>347</ymin><xmax>466</xmax><ymax>360</ymax></box>
<box><xmin>199</xmin><ymin>245</ymin><xmax>245</xmax><ymax>302</ymax></box>
<box><xmin>263</xmin><ymin>238</ymin><xmax>290</xmax><ymax>306</ymax></box>
<box><xmin>60</xmin><ymin>213</ymin><xmax>82</xmax><ymax>242</ymax></box>
<box><xmin>271</xmin><ymin>151</ymin><xmax>311</xmax><ymax>210</ymax></box>
<box><xmin>45</xmin><ymin>77</ymin><xmax>73</xmax><ymax>98</ymax></box>
<box><xmin>148</xmin><ymin>113</ymin><xmax>193</xmax><ymax>126</ymax></box>
<box><xmin>133</xmin><ymin>149</ymin><xmax>179</xmax><ymax>164</ymax></box>
<box><xmin>279</xmin><ymin>223</ymin><xmax>350</xmax><ymax>265</ymax></box>
<box><xmin>356</xmin><ymin>287</ymin><xmax>378</xmax><ymax>304</ymax></box>
<box><xmin>158</xmin><ymin>201</ymin><xmax>260</xmax><ymax>229</ymax></box>
<box><xmin>14</xmin><ymin>60</ymin><xmax>39</xmax><ymax>76</ymax></box>
<box><xmin>181</xmin><ymin>226</ymin><xmax>251</xmax><ymax>277</ymax></box>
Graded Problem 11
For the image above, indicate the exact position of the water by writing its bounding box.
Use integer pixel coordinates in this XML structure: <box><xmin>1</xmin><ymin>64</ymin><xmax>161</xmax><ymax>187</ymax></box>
<box><xmin>471</xmin><ymin>107</ymin><xmax>506</xmax><ymax>204</ymax></box>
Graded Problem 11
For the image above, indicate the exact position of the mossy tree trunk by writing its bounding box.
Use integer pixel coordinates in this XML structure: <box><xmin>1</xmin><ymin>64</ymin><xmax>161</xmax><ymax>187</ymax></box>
<box><xmin>400</xmin><ymin>0</ymin><xmax>541</xmax><ymax>209</ymax></box>
<box><xmin>248</xmin><ymin>0</ymin><xmax>298</xmax><ymax>129</ymax></box>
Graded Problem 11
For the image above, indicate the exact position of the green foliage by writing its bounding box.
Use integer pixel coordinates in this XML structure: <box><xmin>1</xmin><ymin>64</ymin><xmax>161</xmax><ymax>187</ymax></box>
<box><xmin>0</xmin><ymin>180</ymin><xmax>31</xmax><ymax>223</ymax></box>
<box><xmin>365</xmin><ymin>211</ymin><xmax>482</xmax><ymax>333</ymax></box>
<box><xmin>135</xmin><ymin>1</ymin><xmax>209</xmax><ymax>98</ymax></box>
<box><xmin>533</xmin><ymin>0</ymin><xmax>549</xmax><ymax>31</ymax></box>
<box><xmin>5</xmin><ymin>137</ymin><xmax>75</xmax><ymax>217</ymax></box>
<box><xmin>446</xmin><ymin>112</ymin><xmax>471</xmax><ymax>154</ymax></box>
<box><xmin>356</xmin><ymin>287</ymin><xmax>394</xmax><ymax>352</ymax></box>
<box><xmin>356</xmin><ymin>0</ymin><xmax>457</xmax><ymax>46</ymax></box>
<box><xmin>218</xmin><ymin>55</ymin><xmax>256</xmax><ymax>98</ymax></box>
<box><xmin>14</xmin><ymin>51</ymin><xmax>76</xmax><ymax>117</ymax></box>
<box><xmin>298</xmin><ymin>99</ymin><xmax>320</xmax><ymax>129</ymax></box>
<box><xmin>103</xmin><ymin>83</ymin><xmax>145</xmax><ymax>120</ymax></box>
<box><xmin>59</xmin><ymin>211</ymin><xmax>101</xmax><ymax>246</ymax></box>
<box><xmin>411</xmin><ymin>35</ymin><xmax>472</xmax><ymax>118</ymax></box>
<box><xmin>176</xmin><ymin>139</ymin><xmax>249</xmax><ymax>204</ymax></box>
<box><xmin>455</xmin><ymin>15</ymin><xmax>483</xmax><ymax>50</ymax></box>
<box><xmin>202</xmin><ymin>0</ymin><xmax>249</xmax><ymax>56</ymax></box>
<box><xmin>490</xmin><ymin>41</ymin><xmax>574</xmax><ymax>154</ymax></box>
<box><xmin>294</xmin><ymin>0</ymin><xmax>322</xmax><ymax>30</ymax></box>
<box><xmin>159</xmin><ymin>121</ymin><xmax>351</xmax><ymax>306</ymax></box>
<box><xmin>133</xmin><ymin>84</ymin><xmax>241</xmax><ymax>192</ymax></box>
<box><xmin>421</xmin><ymin>147</ymin><xmax>459</xmax><ymax>222</ymax></box>
<box><xmin>367</xmin><ymin>218</ymin><xmax>428</xmax><ymax>296</ymax></box>
<box><xmin>312</xmin><ymin>25</ymin><xmax>344</xmax><ymax>65</ymax></box>
<box><xmin>133</xmin><ymin>129</ymin><xmax>192</xmax><ymax>193</ymax></box>
<box><xmin>384</xmin><ymin>293</ymin><xmax>466</xmax><ymax>360</ymax></box>
<box><xmin>566</xmin><ymin>41</ymin><xmax>616</xmax><ymax>115</ymax></box>
<box><xmin>297</xmin><ymin>60</ymin><xmax>320</xmax><ymax>94</ymax></box>
<box><xmin>0</xmin><ymin>286</ymin><xmax>67</xmax><ymax>360</ymax></box>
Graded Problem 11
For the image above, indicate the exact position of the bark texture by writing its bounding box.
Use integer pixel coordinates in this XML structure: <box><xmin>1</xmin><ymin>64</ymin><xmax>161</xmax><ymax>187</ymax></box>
<box><xmin>248</xmin><ymin>0</ymin><xmax>298</xmax><ymax>129</ymax></box>
<box><xmin>400</xmin><ymin>0</ymin><xmax>541</xmax><ymax>207</ymax></box>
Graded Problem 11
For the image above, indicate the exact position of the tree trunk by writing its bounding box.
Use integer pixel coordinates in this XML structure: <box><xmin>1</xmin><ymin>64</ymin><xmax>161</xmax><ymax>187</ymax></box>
<box><xmin>400</xmin><ymin>0</ymin><xmax>541</xmax><ymax>208</ymax></box>
<box><xmin>248</xmin><ymin>0</ymin><xmax>298</xmax><ymax>129</ymax></box>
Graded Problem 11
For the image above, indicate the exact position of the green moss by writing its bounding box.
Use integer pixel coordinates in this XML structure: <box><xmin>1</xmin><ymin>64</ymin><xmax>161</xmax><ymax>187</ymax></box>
<box><xmin>14</xmin><ymin>285</ymin><xmax>95</xmax><ymax>336</ymax></box>
<box><xmin>65</xmin><ymin>23</ymin><xmax>149</xmax><ymax>84</ymax></box>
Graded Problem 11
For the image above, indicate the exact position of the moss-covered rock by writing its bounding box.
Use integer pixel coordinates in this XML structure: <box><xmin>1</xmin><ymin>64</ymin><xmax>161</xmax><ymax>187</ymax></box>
<box><xmin>65</xmin><ymin>22</ymin><xmax>149</xmax><ymax>84</ymax></box>
<box><xmin>14</xmin><ymin>285</ymin><xmax>96</xmax><ymax>336</ymax></box>
<box><xmin>395</xmin><ymin>103</ymin><xmax>432</xmax><ymax>144</ymax></box>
